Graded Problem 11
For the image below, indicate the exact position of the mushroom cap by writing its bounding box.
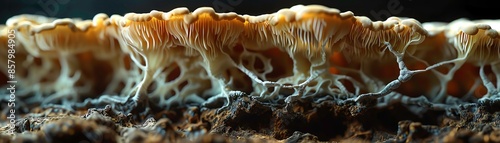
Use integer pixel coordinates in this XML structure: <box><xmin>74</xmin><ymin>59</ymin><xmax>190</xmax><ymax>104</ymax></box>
<box><xmin>455</xmin><ymin>23</ymin><xmax>500</xmax><ymax>65</ymax></box>
<box><xmin>341</xmin><ymin>16</ymin><xmax>427</xmax><ymax>62</ymax></box>
<box><xmin>444</xmin><ymin>18</ymin><xmax>500</xmax><ymax>64</ymax></box>
<box><xmin>265</xmin><ymin>5</ymin><xmax>355</xmax><ymax>57</ymax></box>
<box><xmin>165</xmin><ymin>7</ymin><xmax>245</xmax><ymax>58</ymax></box>
<box><xmin>116</xmin><ymin>10</ymin><xmax>181</xmax><ymax>55</ymax></box>
<box><xmin>118</xmin><ymin>7</ymin><xmax>245</xmax><ymax>56</ymax></box>
<box><xmin>6</xmin><ymin>14</ymin><xmax>59</xmax><ymax>27</ymax></box>
<box><xmin>239</xmin><ymin>14</ymin><xmax>275</xmax><ymax>51</ymax></box>
<box><xmin>11</xmin><ymin>14</ymin><xmax>109</xmax><ymax>57</ymax></box>
<box><xmin>116</xmin><ymin>7</ymin><xmax>246</xmax><ymax>80</ymax></box>
<box><xmin>108</xmin><ymin>14</ymin><xmax>136</xmax><ymax>54</ymax></box>
<box><xmin>238</xmin><ymin>4</ymin><xmax>358</xmax><ymax>77</ymax></box>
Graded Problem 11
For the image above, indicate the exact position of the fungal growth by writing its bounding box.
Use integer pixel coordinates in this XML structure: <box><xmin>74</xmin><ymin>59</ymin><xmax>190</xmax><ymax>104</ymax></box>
<box><xmin>5</xmin><ymin>14</ymin><xmax>112</xmax><ymax>106</ymax></box>
<box><xmin>1</xmin><ymin>5</ymin><xmax>499</xmax><ymax>114</ymax></box>
<box><xmin>429</xmin><ymin>20</ymin><xmax>500</xmax><ymax>101</ymax></box>
<box><xmin>238</xmin><ymin>5</ymin><xmax>359</xmax><ymax>102</ymax></box>
<box><xmin>339</xmin><ymin>16</ymin><xmax>429</xmax><ymax>104</ymax></box>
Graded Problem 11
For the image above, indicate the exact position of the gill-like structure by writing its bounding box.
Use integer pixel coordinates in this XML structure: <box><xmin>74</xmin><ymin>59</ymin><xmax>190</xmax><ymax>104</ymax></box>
<box><xmin>1</xmin><ymin>5</ymin><xmax>500</xmax><ymax>112</ymax></box>
<box><xmin>427</xmin><ymin>20</ymin><xmax>500</xmax><ymax>101</ymax></box>
<box><xmin>238</xmin><ymin>5</ymin><xmax>359</xmax><ymax>102</ymax></box>
<box><xmin>4</xmin><ymin>15</ymin><xmax>109</xmax><ymax>105</ymax></box>
<box><xmin>338</xmin><ymin>16</ymin><xmax>428</xmax><ymax>103</ymax></box>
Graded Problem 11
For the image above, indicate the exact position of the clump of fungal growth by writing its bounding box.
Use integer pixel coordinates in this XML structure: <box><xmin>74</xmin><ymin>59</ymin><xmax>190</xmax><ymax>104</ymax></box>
<box><xmin>2</xmin><ymin>5</ymin><xmax>500</xmax><ymax>113</ymax></box>
<box><xmin>115</xmin><ymin>7</ymin><xmax>247</xmax><ymax>111</ymax></box>
<box><xmin>342</xmin><ymin>16</ymin><xmax>429</xmax><ymax>103</ymax></box>
<box><xmin>242</xmin><ymin>5</ymin><xmax>359</xmax><ymax>102</ymax></box>
<box><xmin>1</xmin><ymin>17</ymin><xmax>62</xmax><ymax>105</ymax></box>
<box><xmin>6</xmin><ymin>14</ymin><xmax>108</xmax><ymax>105</ymax></box>
<box><xmin>428</xmin><ymin>20</ymin><xmax>500</xmax><ymax>102</ymax></box>
<box><xmin>160</xmin><ymin>7</ymin><xmax>246</xmax><ymax>108</ymax></box>
<box><xmin>3</xmin><ymin>14</ymin><xmax>136</xmax><ymax>108</ymax></box>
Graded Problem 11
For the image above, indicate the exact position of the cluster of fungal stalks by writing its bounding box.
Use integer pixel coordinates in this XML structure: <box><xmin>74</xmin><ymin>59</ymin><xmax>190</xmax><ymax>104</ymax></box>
<box><xmin>1</xmin><ymin>5</ymin><xmax>499</xmax><ymax>111</ymax></box>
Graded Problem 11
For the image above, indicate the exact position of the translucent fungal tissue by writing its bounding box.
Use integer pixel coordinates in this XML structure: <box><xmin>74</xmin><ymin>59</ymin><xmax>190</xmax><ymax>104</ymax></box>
<box><xmin>6</xmin><ymin>14</ymin><xmax>118</xmax><ymax>106</ymax></box>
<box><xmin>1</xmin><ymin>4</ymin><xmax>500</xmax><ymax>113</ymax></box>
<box><xmin>239</xmin><ymin>5</ymin><xmax>359</xmax><ymax>102</ymax></box>
<box><xmin>431</xmin><ymin>19</ymin><xmax>500</xmax><ymax>101</ymax></box>
<box><xmin>339</xmin><ymin>16</ymin><xmax>428</xmax><ymax>102</ymax></box>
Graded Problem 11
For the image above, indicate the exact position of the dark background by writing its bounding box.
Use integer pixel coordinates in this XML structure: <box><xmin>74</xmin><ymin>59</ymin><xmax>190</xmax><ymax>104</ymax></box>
<box><xmin>0</xmin><ymin>0</ymin><xmax>497</xmax><ymax>25</ymax></box>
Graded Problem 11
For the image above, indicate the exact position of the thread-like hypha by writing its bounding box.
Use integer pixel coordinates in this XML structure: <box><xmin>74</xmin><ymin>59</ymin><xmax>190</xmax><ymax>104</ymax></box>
<box><xmin>3</xmin><ymin>16</ymin><xmax>62</xmax><ymax>103</ymax></box>
<box><xmin>8</xmin><ymin>5</ymin><xmax>500</xmax><ymax>109</ymax></box>
<box><xmin>388</xmin><ymin>22</ymin><xmax>451</xmax><ymax>97</ymax></box>
<box><xmin>468</xmin><ymin>20</ymin><xmax>500</xmax><ymax>100</ymax></box>
<box><xmin>239</xmin><ymin>13</ymin><xmax>300</xmax><ymax>101</ymax></box>
<box><xmin>340</xmin><ymin>16</ymin><xmax>428</xmax><ymax>103</ymax></box>
<box><xmin>240</xmin><ymin>5</ymin><xmax>358</xmax><ymax>102</ymax></box>
<box><xmin>412</xmin><ymin>21</ymin><xmax>478</xmax><ymax>102</ymax></box>
<box><xmin>0</xmin><ymin>25</ymin><xmax>33</xmax><ymax>98</ymax></box>
<box><xmin>408</xmin><ymin>22</ymin><xmax>454</xmax><ymax>69</ymax></box>
<box><xmin>12</xmin><ymin>15</ymin><xmax>104</xmax><ymax>106</ymax></box>
<box><xmin>80</xmin><ymin>14</ymin><xmax>132</xmax><ymax>96</ymax></box>
<box><xmin>424</xmin><ymin>20</ymin><xmax>500</xmax><ymax>102</ymax></box>
<box><xmin>92</xmin><ymin>14</ymin><xmax>143</xmax><ymax>96</ymax></box>
<box><xmin>419</xmin><ymin>19</ymin><xmax>474</xmax><ymax>102</ymax></box>
<box><xmin>70</xmin><ymin>14</ymin><xmax>144</xmax><ymax>109</ymax></box>
<box><xmin>4</xmin><ymin>16</ymin><xmax>56</xmax><ymax>103</ymax></box>
<box><xmin>237</xmin><ymin>14</ymin><xmax>283</xmax><ymax>99</ymax></box>
<box><xmin>117</xmin><ymin>10</ymin><xmax>188</xmax><ymax>113</ymax></box>
<box><xmin>459</xmin><ymin>24</ymin><xmax>500</xmax><ymax>100</ymax></box>
<box><xmin>418</xmin><ymin>25</ymin><xmax>485</xmax><ymax>103</ymax></box>
<box><xmin>462</xmin><ymin>22</ymin><xmax>500</xmax><ymax>101</ymax></box>
<box><xmin>164</xmin><ymin>7</ymin><xmax>245</xmax><ymax>108</ymax></box>
<box><xmin>149</xmin><ymin>49</ymin><xmax>214</xmax><ymax>108</ymax></box>
<box><xmin>0</xmin><ymin>25</ymin><xmax>36</xmax><ymax>110</ymax></box>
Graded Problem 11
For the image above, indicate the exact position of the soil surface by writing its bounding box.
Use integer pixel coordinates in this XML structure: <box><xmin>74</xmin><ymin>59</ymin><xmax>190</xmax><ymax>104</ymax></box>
<box><xmin>1</xmin><ymin>94</ymin><xmax>500</xmax><ymax>143</ymax></box>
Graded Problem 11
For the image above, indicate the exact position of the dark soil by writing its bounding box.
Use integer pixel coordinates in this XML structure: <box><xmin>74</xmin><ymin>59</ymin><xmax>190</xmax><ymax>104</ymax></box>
<box><xmin>2</xmin><ymin>94</ymin><xmax>500</xmax><ymax>143</ymax></box>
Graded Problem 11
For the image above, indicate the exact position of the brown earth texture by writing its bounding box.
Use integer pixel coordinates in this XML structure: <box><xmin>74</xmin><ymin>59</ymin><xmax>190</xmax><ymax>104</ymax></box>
<box><xmin>1</xmin><ymin>94</ymin><xmax>500</xmax><ymax>143</ymax></box>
